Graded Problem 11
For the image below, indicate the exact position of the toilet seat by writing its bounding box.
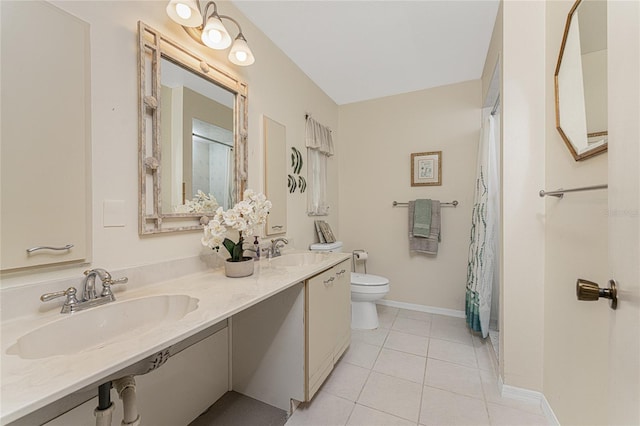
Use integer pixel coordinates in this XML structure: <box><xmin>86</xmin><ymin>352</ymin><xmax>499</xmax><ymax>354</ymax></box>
<box><xmin>351</xmin><ymin>273</ymin><xmax>390</xmax><ymax>294</ymax></box>
<box><xmin>351</xmin><ymin>273</ymin><xmax>389</xmax><ymax>286</ymax></box>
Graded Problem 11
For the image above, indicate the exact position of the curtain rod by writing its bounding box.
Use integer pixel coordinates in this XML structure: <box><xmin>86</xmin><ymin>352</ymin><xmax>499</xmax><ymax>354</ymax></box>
<box><xmin>490</xmin><ymin>94</ymin><xmax>500</xmax><ymax>116</ymax></box>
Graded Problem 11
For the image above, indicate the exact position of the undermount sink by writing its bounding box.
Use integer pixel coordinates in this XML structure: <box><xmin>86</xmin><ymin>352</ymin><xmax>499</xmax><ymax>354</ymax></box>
<box><xmin>9</xmin><ymin>294</ymin><xmax>198</xmax><ymax>359</ymax></box>
<box><xmin>269</xmin><ymin>252</ymin><xmax>327</xmax><ymax>267</ymax></box>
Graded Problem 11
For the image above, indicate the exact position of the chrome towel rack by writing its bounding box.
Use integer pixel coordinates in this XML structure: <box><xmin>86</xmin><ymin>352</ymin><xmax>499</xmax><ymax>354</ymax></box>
<box><xmin>539</xmin><ymin>184</ymin><xmax>607</xmax><ymax>199</ymax></box>
<box><xmin>393</xmin><ymin>200</ymin><xmax>459</xmax><ymax>207</ymax></box>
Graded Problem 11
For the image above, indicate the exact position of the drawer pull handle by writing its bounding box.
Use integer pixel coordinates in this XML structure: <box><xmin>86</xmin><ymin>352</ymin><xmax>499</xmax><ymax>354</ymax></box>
<box><xmin>323</xmin><ymin>277</ymin><xmax>335</xmax><ymax>286</ymax></box>
<box><xmin>27</xmin><ymin>244</ymin><xmax>74</xmax><ymax>253</ymax></box>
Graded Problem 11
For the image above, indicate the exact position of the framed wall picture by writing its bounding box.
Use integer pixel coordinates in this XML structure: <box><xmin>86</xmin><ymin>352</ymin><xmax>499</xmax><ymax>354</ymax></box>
<box><xmin>411</xmin><ymin>151</ymin><xmax>442</xmax><ymax>186</ymax></box>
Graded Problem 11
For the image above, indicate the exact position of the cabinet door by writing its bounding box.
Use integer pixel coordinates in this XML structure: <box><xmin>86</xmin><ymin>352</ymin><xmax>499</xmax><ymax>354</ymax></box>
<box><xmin>1</xmin><ymin>1</ymin><xmax>90</xmax><ymax>270</ymax></box>
<box><xmin>333</xmin><ymin>260</ymin><xmax>351</xmax><ymax>362</ymax></box>
<box><xmin>305</xmin><ymin>267</ymin><xmax>337</xmax><ymax>399</ymax></box>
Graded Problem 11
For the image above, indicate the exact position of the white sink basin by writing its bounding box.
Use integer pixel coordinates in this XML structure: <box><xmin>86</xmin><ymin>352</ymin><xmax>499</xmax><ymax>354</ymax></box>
<box><xmin>269</xmin><ymin>252</ymin><xmax>327</xmax><ymax>267</ymax></box>
<box><xmin>10</xmin><ymin>294</ymin><xmax>198</xmax><ymax>359</ymax></box>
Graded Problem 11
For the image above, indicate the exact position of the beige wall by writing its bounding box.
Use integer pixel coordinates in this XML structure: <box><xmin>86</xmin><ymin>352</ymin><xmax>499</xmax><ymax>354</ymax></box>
<box><xmin>338</xmin><ymin>80</ymin><xmax>480</xmax><ymax>311</ymax></box>
<box><xmin>542</xmin><ymin>2</ymin><xmax>609</xmax><ymax>424</ymax></box>
<box><xmin>501</xmin><ymin>0</ymin><xmax>546</xmax><ymax>391</ymax></box>
<box><xmin>1</xmin><ymin>0</ymin><xmax>339</xmax><ymax>288</ymax></box>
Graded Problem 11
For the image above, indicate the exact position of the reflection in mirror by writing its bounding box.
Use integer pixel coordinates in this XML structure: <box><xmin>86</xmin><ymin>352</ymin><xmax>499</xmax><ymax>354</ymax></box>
<box><xmin>191</xmin><ymin>119</ymin><xmax>234</xmax><ymax>209</ymax></box>
<box><xmin>555</xmin><ymin>0</ymin><xmax>607</xmax><ymax>161</ymax></box>
<box><xmin>160</xmin><ymin>58</ymin><xmax>235</xmax><ymax>213</ymax></box>
<box><xmin>138</xmin><ymin>22</ymin><xmax>248</xmax><ymax>235</ymax></box>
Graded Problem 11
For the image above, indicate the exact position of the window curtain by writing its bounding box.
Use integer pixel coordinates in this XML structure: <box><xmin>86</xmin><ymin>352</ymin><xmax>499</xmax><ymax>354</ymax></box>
<box><xmin>465</xmin><ymin>113</ymin><xmax>499</xmax><ymax>338</ymax></box>
<box><xmin>305</xmin><ymin>116</ymin><xmax>334</xmax><ymax>216</ymax></box>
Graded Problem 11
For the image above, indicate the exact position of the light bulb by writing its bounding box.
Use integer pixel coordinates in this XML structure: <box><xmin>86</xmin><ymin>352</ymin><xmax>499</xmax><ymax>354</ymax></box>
<box><xmin>235</xmin><ymin>51</ymin><xmax>248</xmax><ymax>62</ymax></box>
<box><xmin>166</xmin><ymin>0</ymin><xmax>202</xmax><ymax>27</ymax></box>
<box><xmin>228</xmin><ymin>36</ymin><xmax>254</xmax><ymax>66</ymax></box>
<box><xmin>201</xmin><ymin>15</ymin><xmax>231</xmax><ymax>49</ymax></box>
<box><xmin>206</xmin><ymin>29</ymin><xmax>223</xmax><ymax>44</ymax></box>
<box><xmin>175</xmin><ymin>3</ymin><xmax>191</xmax><ymax>20</ymax></box>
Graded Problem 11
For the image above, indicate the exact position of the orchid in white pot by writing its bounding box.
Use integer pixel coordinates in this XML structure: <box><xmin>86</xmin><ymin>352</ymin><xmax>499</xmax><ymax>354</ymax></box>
<box><xmin>202</xmin><ymin>190</ymin><xmax>272</xmax><ymax>262</ymax></box>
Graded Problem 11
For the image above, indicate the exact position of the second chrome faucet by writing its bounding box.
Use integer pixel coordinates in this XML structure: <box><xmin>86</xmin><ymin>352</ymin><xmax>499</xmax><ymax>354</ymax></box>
<box><xmin>270</xmin><ymin>238</ymin><xmax>289</xmax><ymax>257</ymax></box>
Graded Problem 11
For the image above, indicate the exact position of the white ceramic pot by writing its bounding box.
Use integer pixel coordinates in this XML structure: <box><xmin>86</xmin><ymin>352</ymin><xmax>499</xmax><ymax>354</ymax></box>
<box><xmin>224</xmin><ymin>257</ymin><xmax>254</xmax><ymax>278</ymax></box>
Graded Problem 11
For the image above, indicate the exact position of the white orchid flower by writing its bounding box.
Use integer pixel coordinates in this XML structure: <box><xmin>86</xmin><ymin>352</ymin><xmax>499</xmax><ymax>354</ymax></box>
<box><xmin>202</xmin><ymin>190</ymin><xmax>271</xmax><ymax>259</ymax></box>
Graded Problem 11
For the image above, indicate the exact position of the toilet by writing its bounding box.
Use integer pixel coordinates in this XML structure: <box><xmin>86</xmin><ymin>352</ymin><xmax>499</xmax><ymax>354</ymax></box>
<box><xmin>310</xmin><ymin>242</ymin><xmax>390</xmax><ymax>330</ymax></box>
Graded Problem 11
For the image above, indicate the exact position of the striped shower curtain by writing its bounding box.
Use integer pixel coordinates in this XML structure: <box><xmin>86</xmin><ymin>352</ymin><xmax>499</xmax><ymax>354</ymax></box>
<box><xmin>466</xmin><ymin>113</ymin><xmax>499</xmax><ymax>338</ymax></box>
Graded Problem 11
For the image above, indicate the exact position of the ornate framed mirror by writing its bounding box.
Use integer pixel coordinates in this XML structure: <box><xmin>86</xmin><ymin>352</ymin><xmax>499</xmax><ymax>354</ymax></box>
<box><xmin>138</xmin><ymin>22</ymin><xmax>248</xmax><ymax>235</ymax></box>
<box><xmin>554</xmin><ymin>0</ymin><xmax>607</xmax><ymax>161</ymax></box>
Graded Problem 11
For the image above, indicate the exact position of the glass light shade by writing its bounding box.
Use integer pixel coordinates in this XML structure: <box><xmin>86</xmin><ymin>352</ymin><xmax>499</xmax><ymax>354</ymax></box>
<box><xmin>201</xmin><ymin>16</ymin><xmax>232</xmax><ymax>49</ymax></box>
<box><xmin>228</xmin><ymin>36</ymin><xmax>255</xmax><ymax>66</ymax></box>
<box><xmin>166</xmin><ymin>0</ymin><xmax>202</xmax><ymax>28</ymax></box>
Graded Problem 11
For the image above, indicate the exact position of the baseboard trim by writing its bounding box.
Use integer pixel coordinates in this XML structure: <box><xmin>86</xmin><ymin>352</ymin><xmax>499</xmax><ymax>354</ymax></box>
<box><xmin>498</xmin><ymin>377</ymin><xmax>560</xmax><ymax>425</ymax></box>
<box><xmin>541</xmin><ymin>394</ymin><xmax>561</xmax><ymax>425</ymax></box>
<box><xmin>376</xmin><ymin>299</ymin><xmax>465</xmax><ymax>318</ymax></box>
<box><xmin>499</xmin><ymin>379</ymin><xmax>542</xmax><ymax>405</ymax></box>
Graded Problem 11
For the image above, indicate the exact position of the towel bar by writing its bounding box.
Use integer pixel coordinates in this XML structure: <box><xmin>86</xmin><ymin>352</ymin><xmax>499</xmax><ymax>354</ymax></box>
<box><xmin>392</xmin><ymin>200</ymin><xmax>458</xmax><ymax>207</ymax></box>
<box><xmin>539</xmin><ymin>184</ymin><xmax>607</xmax><ymax>199</ymax></box>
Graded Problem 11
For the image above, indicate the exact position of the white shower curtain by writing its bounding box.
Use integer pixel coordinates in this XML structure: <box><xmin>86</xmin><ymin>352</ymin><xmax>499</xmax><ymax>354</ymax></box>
<box><xmin>466</xmin><ymin>113</ymin><xmax>499</xmax><ymax>338</ymax></box>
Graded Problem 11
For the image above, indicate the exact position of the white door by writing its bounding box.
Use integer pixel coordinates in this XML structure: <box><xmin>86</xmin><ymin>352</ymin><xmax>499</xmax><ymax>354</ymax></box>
<box><xmin>607</xmin><ymin>1</ymin><xmax>639</xmax><ymax>424</ymax></box>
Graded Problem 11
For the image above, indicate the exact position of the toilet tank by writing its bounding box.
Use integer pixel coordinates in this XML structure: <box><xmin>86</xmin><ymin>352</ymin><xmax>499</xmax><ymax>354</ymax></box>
<box><xmin>309</xmin><ymin>241</ymin><xmax>343</xmax><ymax>252</ymax></box>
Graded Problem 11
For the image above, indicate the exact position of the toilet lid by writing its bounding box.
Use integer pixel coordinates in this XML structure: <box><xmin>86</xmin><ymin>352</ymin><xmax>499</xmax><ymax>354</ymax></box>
<box><xmin>351</xmin><ymin>273</ymin><xmax>389</xmax><ymax>286</ymax></box>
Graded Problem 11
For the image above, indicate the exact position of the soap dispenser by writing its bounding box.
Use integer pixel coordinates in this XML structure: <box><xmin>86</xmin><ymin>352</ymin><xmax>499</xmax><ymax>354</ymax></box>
<box><xmin>253</xmin><ymin>236</ymin><xmax>260</xmax><ymax>260</ymax></box>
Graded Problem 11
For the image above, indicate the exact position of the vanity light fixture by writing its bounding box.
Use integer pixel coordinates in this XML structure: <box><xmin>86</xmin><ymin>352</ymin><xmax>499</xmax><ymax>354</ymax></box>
<box><xmin>166</xmin><ymin>0</ymin><xmax>255</xmax><ymax>66</ymax></box>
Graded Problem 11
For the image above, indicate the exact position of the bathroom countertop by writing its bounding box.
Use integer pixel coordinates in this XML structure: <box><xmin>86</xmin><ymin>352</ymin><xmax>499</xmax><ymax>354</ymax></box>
<box><xmin>0</xmin><ymin>251</ymin><xmax>350</xmax><ymax>425</ymax></box>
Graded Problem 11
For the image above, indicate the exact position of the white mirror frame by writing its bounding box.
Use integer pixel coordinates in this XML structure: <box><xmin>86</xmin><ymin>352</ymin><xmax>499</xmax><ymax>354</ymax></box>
<box><xmin>138</xmin><ymin>22</ymin><xmax>248</xmax><ymax>235</ymax></box>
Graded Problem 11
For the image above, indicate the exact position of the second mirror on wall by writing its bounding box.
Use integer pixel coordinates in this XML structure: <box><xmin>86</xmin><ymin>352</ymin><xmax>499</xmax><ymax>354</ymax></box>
<box><xmin>555</xmin><ymin>0</ymin><xmax>608</xmax><ymax>161</ymax></box>
<box><xmin>264</xmin><ymin>116</ymin><xmax>287</xmax><ymax>236</ymax></box>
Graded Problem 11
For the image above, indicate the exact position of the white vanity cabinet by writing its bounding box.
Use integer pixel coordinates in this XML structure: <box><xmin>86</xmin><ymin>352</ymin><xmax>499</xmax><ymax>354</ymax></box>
<box><xmin>305</xmin><ymin>259</ymin><xmax>351</xmax><ymax>400</ymax></box>
<box><xmin>0</xmin><ymin>1</ymin><xmax>91</xmax><ymax>271</ymax></box>
<box><xmin>1</xmin><ymin>257</ymin><xmax>353</xmax><ymax>425</ymax></box>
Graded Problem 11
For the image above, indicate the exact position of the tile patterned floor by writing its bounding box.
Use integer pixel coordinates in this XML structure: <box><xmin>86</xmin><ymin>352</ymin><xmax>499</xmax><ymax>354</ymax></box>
<box><xmin>286</xmin><ymin>306</ymin><xmax>550</xmax><ymax>426</ymax></box>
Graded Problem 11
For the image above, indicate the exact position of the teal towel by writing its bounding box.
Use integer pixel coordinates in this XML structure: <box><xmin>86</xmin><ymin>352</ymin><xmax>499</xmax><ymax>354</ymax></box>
<box><xmin>413</xmin><ymin>199</ymin><xmax>432</xmax><ymax>238</ymax></box>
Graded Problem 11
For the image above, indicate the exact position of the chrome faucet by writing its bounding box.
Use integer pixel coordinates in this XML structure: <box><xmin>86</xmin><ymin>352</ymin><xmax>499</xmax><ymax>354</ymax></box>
<box><xmin>82</xmin><ymin>268</ymin><xmax>111</xmax><ymax>300</ymax></box>
<box><xmin>41</xmin><ymin>268</ymin><xmax>128</xmax><ymax>313</ymax></box>
<box><xmin>270</xmin><ymin>238</ymin><xmax>289</xmax><ymax>257</ymax></box>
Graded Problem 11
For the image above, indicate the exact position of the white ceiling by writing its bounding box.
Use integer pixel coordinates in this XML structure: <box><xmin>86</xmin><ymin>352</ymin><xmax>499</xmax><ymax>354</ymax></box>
<box><xmin>233</xmin><ymin>0</ymin><xmax>500</xmax><ymax>105</ymax></box>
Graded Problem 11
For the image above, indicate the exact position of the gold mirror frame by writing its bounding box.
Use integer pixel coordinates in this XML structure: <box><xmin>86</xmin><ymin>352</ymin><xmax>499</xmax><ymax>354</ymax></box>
<box><xmin>554</xmin><ymin>0</ymin><xmax>608</xmax><ymax>161</ymax></box>
<box><xmin>138</xmin><ymin>22</ymin><xmax>248</xmax><ymax>235</ymax></box>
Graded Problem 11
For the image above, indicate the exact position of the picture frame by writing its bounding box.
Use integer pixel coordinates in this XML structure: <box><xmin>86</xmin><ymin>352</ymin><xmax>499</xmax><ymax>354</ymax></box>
<box><xmin>411</xmin><ymin>151</ymin><xmax>442</xmax><ymax>186</ymax></box>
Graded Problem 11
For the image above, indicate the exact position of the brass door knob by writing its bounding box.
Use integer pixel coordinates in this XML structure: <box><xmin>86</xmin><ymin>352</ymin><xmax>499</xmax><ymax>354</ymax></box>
<box><xmin>576</xmin><ymin>279</ymin><xmax>617</xmax><ymax>310</ymax></box>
